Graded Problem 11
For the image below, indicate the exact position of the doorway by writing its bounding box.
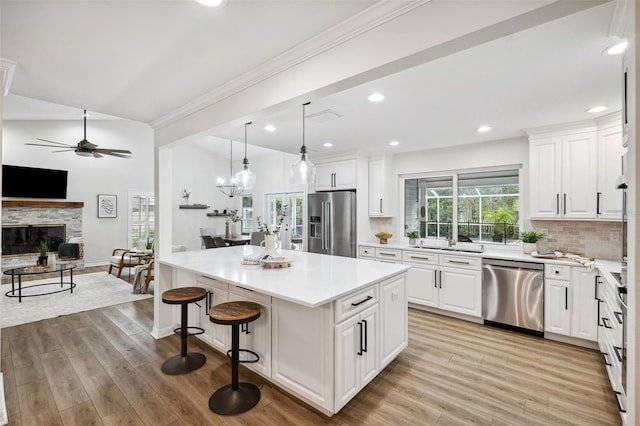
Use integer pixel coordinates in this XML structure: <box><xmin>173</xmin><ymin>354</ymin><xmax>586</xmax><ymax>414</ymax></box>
<box><xmin>264</xmin><ymin>192</ymin><xmax>305</xmax><ymax>251</ymax></box>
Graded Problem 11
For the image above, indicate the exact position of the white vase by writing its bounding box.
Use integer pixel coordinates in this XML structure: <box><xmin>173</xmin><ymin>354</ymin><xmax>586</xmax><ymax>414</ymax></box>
<box><xmin>47</xmin><ymin>253</ymin><xmax>57</xmax><ymax>269</ymax></box>
<box><xmin>231</xmin><ymin>222</ymin><xmax>240</xmax><ymax>238</ymax></box>
<box><xmin>522</xmin><ymin>242</ymin><xmax>537</xmax><ymax>254</ymax></box>
<box><xmin>260</xmin><ymin>234</ymin><xmax>281</xmax><ymax>257</ymax></box>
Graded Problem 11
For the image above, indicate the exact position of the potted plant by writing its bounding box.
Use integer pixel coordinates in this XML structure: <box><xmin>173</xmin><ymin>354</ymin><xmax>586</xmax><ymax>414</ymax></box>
<box><xmin>375</xmin><ymin>232</ymin><xmax>392</xmax><ymax>245</ymax></box>
<box><xmin>37</xmin><ymin>241</ymin><xmax>49</xmax><ymax>266</ymax></box>
<box><xmin>145</xmin><ymin>237</ymin><xmax>154</xmax><ymax>254</ymax></box>
<box><xmin>227</xmin><ymin>209</ymin><xmax>242</xmax><ymax>238</ymax></box>
<box><xmin>520</xmin><ymin>230</ymin><xmax>545</xmax><ymax>254</ymax></box>
<box><xmin>406</xmin><ymin>230</ymin><xmax>419</xmax><ymax>245</ymax></box>
<box><xmin>256</xmin><ymin>205</ymin><xmax>288</xmax><ymax>256</ymax></box>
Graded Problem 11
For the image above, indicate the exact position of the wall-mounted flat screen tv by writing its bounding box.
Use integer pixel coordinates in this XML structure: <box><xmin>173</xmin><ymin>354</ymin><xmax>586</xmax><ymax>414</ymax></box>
<box><xmin>2</xmin><ymin>165</ymin><xmax>68</xmax><ymax>199</ymax></box>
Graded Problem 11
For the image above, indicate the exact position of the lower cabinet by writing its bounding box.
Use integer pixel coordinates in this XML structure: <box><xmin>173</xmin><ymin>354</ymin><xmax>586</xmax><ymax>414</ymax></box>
<box><xmin>379</xmin><ymin>275</ymin><xmax>407</xmax><ymax>368</ymax></box>
<box><xmin>335</xmin><ymin>303</ymin><xmax>379</xmax><ymax>412</ymax></box>
<box><xmin>438</xmin><ymin>266</ymin><xmax>482</xmax><ymax>317</ymax></box>
<box><xmin>195</xmin><ymin>276</ymin><xmax>229</xmax><ymax>352</ymax></box>
<box><xmin>544</xmin><ymin>264</ymin><xmax>597</xmax><ymax>342</ymax></box>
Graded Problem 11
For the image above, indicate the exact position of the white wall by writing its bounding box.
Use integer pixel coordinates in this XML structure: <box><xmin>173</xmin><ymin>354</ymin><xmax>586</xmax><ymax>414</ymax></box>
<box><xmin>369</xmin><ymin>137</ymin><xmax>529</xmax><ymax>242</ymax></box>
<box><xmin>2</xmin><ymin>119</ymin><xmax>153</xmax><ymax>264</ymax></box>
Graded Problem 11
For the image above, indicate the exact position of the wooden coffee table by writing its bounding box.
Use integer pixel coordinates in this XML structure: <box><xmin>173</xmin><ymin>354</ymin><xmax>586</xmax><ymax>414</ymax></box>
<box><xmin>3</xmin><ymin>264</ymin><xmax>77</xmax><ymax>302</ymax></box>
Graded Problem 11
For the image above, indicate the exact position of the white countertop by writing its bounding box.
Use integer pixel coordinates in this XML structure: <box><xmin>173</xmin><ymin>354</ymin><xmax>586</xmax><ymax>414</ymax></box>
<box><xmin>159</xmin><ymin>246</ymin><xmax>410</xmax><ymax>308</ymax></box>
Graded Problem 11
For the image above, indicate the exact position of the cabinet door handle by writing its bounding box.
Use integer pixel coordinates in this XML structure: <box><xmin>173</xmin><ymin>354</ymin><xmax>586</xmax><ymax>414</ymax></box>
<box><xmin>565</xmin><ymin>287</ymin><xmax>568</xmax><ymax>310</ymax></box>
<box><xmin>602</xmin><ymin>317</ymin><xmax>612</xmax><ymax>329</ymax></box>
<box><xmin>448</xmin><ymin>260</ymin><xmax>470</xmax><ymax>265</ymax></box>
<box><xmin>241</xmin><ymin>322</ymin><xmax>251</xmax><ymax>335</ymax></box>
<box><xmin>439</xmin><ymin>271</ymin><xmax>442</xmax><ymax>288</ymax></box>
<box><xmin>362</xmin><ymin>319</ymin><xmax>368</xmax><ymax>353</ymax></box>
<box><xmin>351</xmin><ymin>295</ymin><xmax>373</xmax><ymax>307</ymax></box>
<box><xmin>614</xmin><ymin>311</ymin><xmax>623</xmax><ymax>324</ymax></box>
<box><xmin>434</xmin><ymin>270</ymin><xmax>438</xmax><ymax>288</ymax></box>
<box><xmin>556</xmin><ymin>193</ymin><xmax>560</xmax><ymax>215</ymax></box>
<box><xmin>614</xmin><ymin>391</ymin><xmax>626</xmax><ymax>413</ymax></box>
<box><xmin>380</xmin><ymin>198</ymin><xmax>383</xmax><ymax>214</ymax></box>
<box><xmin>602</xmin><ymin>352</ymin><xmax>612</xmax><ymax>366</ymax></box>
<box><xmin>378</xmin><ymin>252</ymin><xmax>396</xmax><ymax>257</ymax></box>
<box><xmin>563</xmin><ymin>193</ymin><xmax>567</xmax><ymax>215</ymax></box>
<box><xmin>410</xmin><ymin>256</ymin><xmax>431</xmax><ymax>261</ymax></box>
<box><xmin>596</xmin><ymin>192</ymin><xmax>602</xmax><ymax>215</ymax></box>
<box><xmin>357</xmin><ymin>321</ymin><xmax>363</xmax><ymax>356</ymax></box>
<box><xmin>597</xmin><ymin>300</ymin><xmax>602</xmax><ymax>327</ymax></box>
<box><xmin>613</xmin><ymin>345</ymin><xmax>623</xmax><ymax>362</ymax></box>
<box><xmin>594</xmin><ymin>276</ymin><xmax>599</xmax><ymax>300</ymax></box>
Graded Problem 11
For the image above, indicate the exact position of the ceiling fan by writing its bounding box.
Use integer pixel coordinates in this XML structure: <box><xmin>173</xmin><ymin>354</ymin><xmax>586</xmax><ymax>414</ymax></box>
<box><xmin>26</xmin><ymin>110</ymin><xmax>132</xmax><ymax>158</ymax></box>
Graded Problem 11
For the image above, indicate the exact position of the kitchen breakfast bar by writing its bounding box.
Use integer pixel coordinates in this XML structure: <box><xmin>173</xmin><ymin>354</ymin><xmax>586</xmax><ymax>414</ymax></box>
<box><xmin>152</xmin><ymin>245</ymin><xmax>410</xmax><ymax>415</ymax></box>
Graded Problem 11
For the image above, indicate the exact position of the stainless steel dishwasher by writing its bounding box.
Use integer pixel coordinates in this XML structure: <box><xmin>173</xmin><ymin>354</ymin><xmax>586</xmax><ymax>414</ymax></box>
<box><xmin>482</xmin><ymin>259</ymin><xmax>544</xmax><ymax>336</ymax></box>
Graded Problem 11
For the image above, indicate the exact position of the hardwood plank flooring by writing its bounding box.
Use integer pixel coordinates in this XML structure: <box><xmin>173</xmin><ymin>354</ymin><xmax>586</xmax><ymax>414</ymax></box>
<box><xmin>1</xmin><ymin>267</ymin><xmax>622</xmax><ymax>425</ymax></box>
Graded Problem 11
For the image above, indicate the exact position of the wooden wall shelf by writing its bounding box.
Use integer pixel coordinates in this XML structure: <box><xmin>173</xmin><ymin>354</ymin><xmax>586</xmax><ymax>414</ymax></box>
<box><xmin>2</xmin><ymin>200</ymin><xmax>84</xmax><ymax>208</ymax></box>
<box><xmin>179</xmin><ymin>204</ymin><xmax>209</xmax><ymax>210</ymax></box>
<box><xmin>206</xmin><ymin>213</ymin><xmax>230</xmax><ymax>217</ymax></box>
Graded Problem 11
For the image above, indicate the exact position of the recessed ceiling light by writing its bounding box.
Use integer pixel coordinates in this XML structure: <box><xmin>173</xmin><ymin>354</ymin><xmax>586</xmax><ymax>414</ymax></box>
<box><xmin>389</xmin><ymin>140</ymin><xmax>399</xmax><ymax>146</ymax></box>
<box><xmin>368</xmin><ymin>93</ymin><xmax>385</xmax><ymax>102</ymax></box>
<box><xmin>586</xmin><ymin>105</ymin><xmax>608</xmax><ymax>113</ymax></box>
<box><xmin>195</xmin><ymin>0</ymin><xmax>227</xmax><ymax>7</ymax></box>
<box><xmin>264</xmin><ymin>124</ymin><xmax>277</xmax><ymax>132</ymax></box>
<box><xmin>477</xmin><ymin>125</ymin><xmax>491</xmax><ymax>133</ymax></box>
<box><xmin>604</xmin><ymin>39</ymin><xmax>628</xmax><ymax>55</ymax></box>
<box><xmin>323</xmin><ymin>142</ymin><xmax>333</xmax><ymax>148</ymax></box>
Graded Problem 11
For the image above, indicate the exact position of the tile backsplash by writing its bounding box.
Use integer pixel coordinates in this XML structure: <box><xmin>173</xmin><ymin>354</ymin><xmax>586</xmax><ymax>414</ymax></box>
<box><xmin>531</xmin><ymin>220</ymin><xmax>622</xmax><ymax>260</ymax></box>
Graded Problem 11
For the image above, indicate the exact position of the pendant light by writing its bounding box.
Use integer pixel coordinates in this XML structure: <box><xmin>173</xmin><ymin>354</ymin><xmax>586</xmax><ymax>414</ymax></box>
<box><xmin>216</xmin><ymin>140</ymin><xmax>244</xmax><ymax>197</ymax></box>
<box><xmin>291</xmin><ymin>102</ymin><xmax>316</xmax><ymax>185</ymax></box>
<box><xmin>234</xmin><ymin>121</ymin><xmax>257</xmax><ymax>191</ymax></box>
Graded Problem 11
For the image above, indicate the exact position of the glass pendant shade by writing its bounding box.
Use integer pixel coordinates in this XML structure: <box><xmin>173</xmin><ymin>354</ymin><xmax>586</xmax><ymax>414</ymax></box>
<box><xmin>217</xmin><ymin>140</ymin><xmax>244</xmax><ymax>197</ymax></box>
<box><xmin>234</xmin><ymin>122</ymin><xmax>256</xmax><ymax>190</ymax></box>
<box><xmin>291</xmin><ymin>102</ymin><xmax>316</xmax><ymax>185</ymax></box>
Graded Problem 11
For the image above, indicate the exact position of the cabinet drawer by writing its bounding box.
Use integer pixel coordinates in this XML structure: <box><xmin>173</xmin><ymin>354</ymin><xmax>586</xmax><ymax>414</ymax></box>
<box><xmin>229</xmin><ymin>285</ymin><xmax>272</xmax><ymax>305</ymax></box>
<box><xmin>440</xmin><ymin>254</ymin><xmax>481</xmax><ymax>270</ymax></box>
<box><xmin>402</xmin><ymin>250</ymin><xmax>438</xmax><ymax>265</ymax></box>
<box><xmin>375</xmin><ymin>248</ymin><xmax>401</xmax><ymax>260</ymax></box>
<box><xmin>197</xmin><ymin>275</ymin><xmax>229</xmax><ymax>292</ymax></box>
<box><xmin>545</xmin><ymin>264</ymin><xmax>571</xmax><ymax>280</ymax></box>
<box><xmin>359</xmin><ymin>246</ymin><xmax>375</xmax><ymax>258</ymax></box>
<box><xmin>336</xmin><ymin>285</ymin><xmax>378</xmax><ymax>323</ymax></box>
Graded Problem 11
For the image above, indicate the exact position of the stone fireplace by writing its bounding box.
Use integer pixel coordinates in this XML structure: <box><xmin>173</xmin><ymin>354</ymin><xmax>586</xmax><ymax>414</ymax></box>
<box><xmin>1</xmin><ymin>200</ymin><xmax>84</xmax><ymax>270</ymax></box>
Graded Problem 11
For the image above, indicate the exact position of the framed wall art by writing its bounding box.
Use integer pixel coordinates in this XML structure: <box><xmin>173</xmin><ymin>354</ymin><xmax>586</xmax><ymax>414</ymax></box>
<box><xmin>97</xmin><ymin>194</ymin><xmax>117</xmax><ymax>218</ymax></box>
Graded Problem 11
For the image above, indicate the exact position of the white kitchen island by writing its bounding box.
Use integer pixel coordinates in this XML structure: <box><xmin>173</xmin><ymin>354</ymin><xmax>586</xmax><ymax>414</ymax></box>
<box><xmin>153</xmin><ymin>245</ymin><xmax>410</xmax><ymax>416</ymax></box>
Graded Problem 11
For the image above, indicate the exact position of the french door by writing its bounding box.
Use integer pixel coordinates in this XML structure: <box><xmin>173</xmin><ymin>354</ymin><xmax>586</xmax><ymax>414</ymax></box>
<box><xmin>128</xmin><ymin>190</ymin><xmax>155</xmax><ymax>249</ymax></box>
<box><xmin>265</xmin><ymin>192</ymin><xmax>305</xmax><ymax>251</ymax></box>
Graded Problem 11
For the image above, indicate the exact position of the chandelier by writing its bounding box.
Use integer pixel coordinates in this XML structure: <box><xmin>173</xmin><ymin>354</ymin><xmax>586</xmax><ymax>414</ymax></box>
<box><xmin>216</xmin><ymin>139</ymin><xmax>244</xmax><ymax>197</ymax></box>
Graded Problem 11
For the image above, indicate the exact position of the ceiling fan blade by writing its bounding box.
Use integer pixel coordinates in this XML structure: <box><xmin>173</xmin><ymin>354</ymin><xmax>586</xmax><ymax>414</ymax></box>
<box><xmin>51</xmin><ymin>149</ymin><xmax>76</xmax><ymax>153</ymax></box>
<box><xmin>26</xmin><ymin>143</ymin><xmax>73</xmax><ymax>148</ymax></box>
<box><xmin>94</xmin><ymin>148</ymin><xmax>132</xmax><ymax>154</ymax></box>
<box><xmin>93</xmin><ymin>152</ymin><xmax>104</xmax><ymax>158</ymax></box>
<box><xmin>36</xmin><ymin>138</ymin><xmax>74</xmax><ymax>147</ymax></box>
<box><xmin>78</xmin><ymin>139</ymin><xmax>98</xmax><ymax>150</ymax></box>
<box><xmin>99</xmin><ymin>151</ymin><xmax>132</xmax><ymax>158</ymax></box>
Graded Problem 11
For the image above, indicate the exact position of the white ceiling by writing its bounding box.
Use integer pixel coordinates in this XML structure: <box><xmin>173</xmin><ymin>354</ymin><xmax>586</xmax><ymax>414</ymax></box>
<box><xmin>1</xmin><ymin>1</ymin><xmax>623</xmax><ymax>159</ymax></box>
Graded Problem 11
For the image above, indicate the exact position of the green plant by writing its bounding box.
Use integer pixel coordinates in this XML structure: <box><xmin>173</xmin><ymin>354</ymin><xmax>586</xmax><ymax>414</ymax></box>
<box><xmin>406</xmin><ymin>230</ymin><xmax>419</xmax><ymax>239</ymax></box>
<box><xmin>227</xmin><ymin>209</ymin><xmax>242</xmax><ymax>223</ymax></box>
<box><xmin>145</xmin><ymin>237</ymin><xmax>154</xmax><ymax>250</ymax></box>
<box><xmin>38</xmin><ymin>241</ymin><xmax>49</xmax><ymax>257</ymax></box>
<box><xmin>520</xmin><ymin>231</ymin><xmax>545</xmax><ymax>243</ymax></box>
<box><xmin>257</xmin><ymin>205</ymin><xmax>288</xmax><ymax>235</ymax></box>
<box><xmin>375</xmin><ymin>232</ymin><xmax>392</xmax><ymax>239</ymax></box>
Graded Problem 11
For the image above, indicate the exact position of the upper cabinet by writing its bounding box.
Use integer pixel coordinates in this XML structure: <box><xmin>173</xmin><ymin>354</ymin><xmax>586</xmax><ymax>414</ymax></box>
<box><xmin>315</xmin><ymin>159</ymin><xmax>357</xmax><ymax>191</ymax></box>
<box><xmin>528</xmin><ymin>115</ymin><xmax>623</xmax><ymax>221</ymax></box>
<box><xmin>368</xmin><ymin>156</ymin><xmax>395</xmax><ymax>217</ymax></box>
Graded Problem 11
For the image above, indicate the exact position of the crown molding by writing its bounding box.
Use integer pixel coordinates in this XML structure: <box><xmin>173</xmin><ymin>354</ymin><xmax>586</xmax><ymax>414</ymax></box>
<box><xmin>0</xmin><ymin>58</ymin><xmax>17</xmax><ymax>96</ymax></box>
<box><xmin>150</xmin><ymin>0</ymin><xmax>431</xmax><ymax>130</ymax></box>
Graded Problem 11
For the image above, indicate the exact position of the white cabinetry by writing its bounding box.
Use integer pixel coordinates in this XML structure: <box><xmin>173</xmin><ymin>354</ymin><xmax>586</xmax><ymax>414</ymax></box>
<box><xmin>379</xmin><ymin>275</ymin><xmax>407</xmax><ymax>368</ymax></box>
<box><xmin>368</xmin><ymin>157</ymin><xmax>394</xmax><ymax>217</ymax></box>
<box><xmin>544</xmin><ymin>264</ymin><xmax>597</xmax><ymax>342</ymax></box>
<box><xmin>335</xmin><ymin>303</ymin><xmax>379</xmax><ymax>411</ymax></box>
<box><xmin>195</xmin><ymin>276</ymin><xmax>229</xmax><ymax>352</ymax></box>
<box><xmin>403</xmin><ymin>251</ymin><xmax>438</xmax><ymax>308</ymax></box>
<box><xmin>316</xmin><ymin>159</ymin><xmax>356</xmax><ymax>191</ymax></box>
<box><xmin>529</xmin><ymin>130</ymin><xmax>597</xmax><ymax>219</ymax></box>
<box><xmin>596</xmin><ymin>122</ymin><xmax>624</xmax><ymax>220</ymax></box>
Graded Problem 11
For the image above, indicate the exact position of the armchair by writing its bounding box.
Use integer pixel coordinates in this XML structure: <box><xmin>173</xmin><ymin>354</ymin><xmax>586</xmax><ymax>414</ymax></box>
<box><xmin>108</xmin><ymin>248</ymin><xmax>145</xmax><ymax>278</ymax></box>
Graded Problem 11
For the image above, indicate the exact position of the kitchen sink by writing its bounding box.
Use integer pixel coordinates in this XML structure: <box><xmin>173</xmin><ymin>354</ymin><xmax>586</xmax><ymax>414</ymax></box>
<box><xmin>410</xmin><ymin>245</ymin><xmax>485</xmax><ymax>253</ymax></box>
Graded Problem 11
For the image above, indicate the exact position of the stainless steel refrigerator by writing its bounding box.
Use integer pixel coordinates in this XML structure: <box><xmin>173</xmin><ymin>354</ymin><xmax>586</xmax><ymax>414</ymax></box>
<box><xmin>308</xmin><ymin>191</ymin><xmax>356</xmax><ymax>257</ymax></box>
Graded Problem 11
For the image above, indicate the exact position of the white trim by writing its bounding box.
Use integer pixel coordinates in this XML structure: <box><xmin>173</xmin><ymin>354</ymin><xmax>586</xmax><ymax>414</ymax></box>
<box><xmin>0</xmin><ymin>58</ymin><xmax>17</xmax><ymax>97</ymax></box>
<box><xmin>0</xmin><ymin>373</ymin><xmax>7</xmax><ymax>425</ymax></box>
<box><xmin>150</xmin><ymin>0</ymin><xmax>431</xmax><ymax>130</ymax></box>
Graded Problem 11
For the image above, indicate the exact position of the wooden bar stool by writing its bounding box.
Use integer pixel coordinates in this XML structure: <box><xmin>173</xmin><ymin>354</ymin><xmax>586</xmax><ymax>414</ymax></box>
<box><xmin>208</xmin><ymin>301</ymin><xmax>262</xmax><ymax>415</ymax></box>
<box><xmin>161</xmin><ymin>287</ymin><xmax>207</xmax><ymax>375</ymax></box>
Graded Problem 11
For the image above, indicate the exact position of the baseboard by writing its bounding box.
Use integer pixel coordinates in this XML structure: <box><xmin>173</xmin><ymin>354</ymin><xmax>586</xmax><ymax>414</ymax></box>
<box><xmin>0</xmin><ymin>373</ymin><xmax>8</xmax><ymax>425</ymax></box>
<box><xmin>544</xmin><ymin>332</ymin><xmax>599</xmax><ymax>350</ymax></box>
<box><xmin>151</xmin><ymin>325</ymin><xmax>174</xmax><ymax>340</ymax></box>
<box><xmin>408</xmin><ymin>303</ymin><xmax>484</xmax><ymax>324</ymax></box>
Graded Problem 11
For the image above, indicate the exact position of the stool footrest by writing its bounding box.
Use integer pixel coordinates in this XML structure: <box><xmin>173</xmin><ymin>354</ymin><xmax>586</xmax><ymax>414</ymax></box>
<box><xmin>173</xmin><ymin>326</ymin><xmax>205</xmax><ymax>337</ymax></box>
<box><xmin>226</xmin><ymin>348</ymin><xmax>260</xmax><ymax>364</ymax></box>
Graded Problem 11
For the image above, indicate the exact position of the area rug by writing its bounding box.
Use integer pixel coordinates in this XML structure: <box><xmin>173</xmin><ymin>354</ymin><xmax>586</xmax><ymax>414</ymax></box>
<box><xmin>1</xmin><ymin>271</ymin><xmax>152</xmax><ymax>328</ymax></box>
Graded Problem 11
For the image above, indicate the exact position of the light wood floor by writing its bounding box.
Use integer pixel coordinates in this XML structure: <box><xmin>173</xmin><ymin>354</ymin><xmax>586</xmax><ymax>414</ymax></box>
<box><xmin>1</xmin><ymin>268</ymin><xmax>622</xmax><ymax>425</ymax></box>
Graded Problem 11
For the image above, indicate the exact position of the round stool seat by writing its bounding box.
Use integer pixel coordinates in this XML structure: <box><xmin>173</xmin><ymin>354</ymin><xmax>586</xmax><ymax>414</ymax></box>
<box><xmin>161</xmin><ymin>286</ymin><xmax>207</xmax><ymax>375</ymax></box>
<box><xmin>162</xmin><ymin>286</ymin><xmax>206</xmax><ymax>305</ymax></box>
<box><xmin>209</xmin><ymin>301</ymin><xmax>261</xmax><ymax>325</ymax></box>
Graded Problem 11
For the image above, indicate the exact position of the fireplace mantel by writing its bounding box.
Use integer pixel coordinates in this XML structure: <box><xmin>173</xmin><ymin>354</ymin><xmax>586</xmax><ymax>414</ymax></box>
<box><xmin>2</xmin><ymin>200</ymin><xmax>84</xmax><ymax>208</ymax></box>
